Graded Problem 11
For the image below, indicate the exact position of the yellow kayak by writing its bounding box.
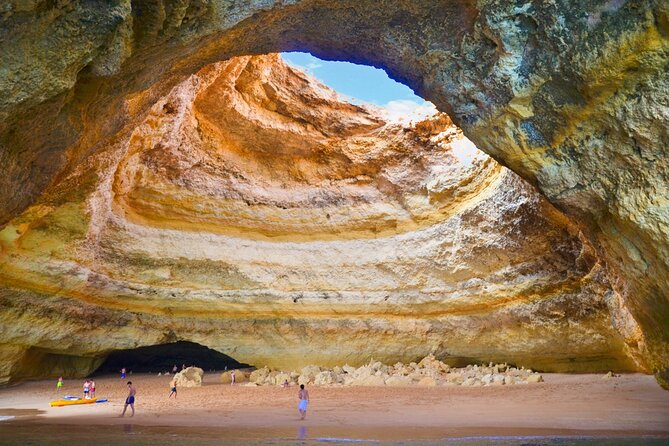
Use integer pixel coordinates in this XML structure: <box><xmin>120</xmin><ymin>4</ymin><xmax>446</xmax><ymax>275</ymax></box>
<box><xmin>50</xmin><ymin>398</ymin><xmax>97</xmax><ymax>407</ymax></box>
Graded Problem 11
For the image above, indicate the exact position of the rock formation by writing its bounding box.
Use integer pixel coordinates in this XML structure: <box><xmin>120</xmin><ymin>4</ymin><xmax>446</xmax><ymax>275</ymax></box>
<box><xmin>174</xmin><ymin>367</ymin><xmax>204</xmax><ymax>388</ymax></box>
<box><xmin>0</xmin><ymin>53</ymin><xmax>642</xmax><ymax>384</ymax></box>
<box><xmin>246</xmin><ymin>355</ymin><xmax>546</xmax><ymax>387</ymax></box>
<box><xmin>1</xmin><ymin>2</ymin><xmax>667</xmax><ymax>386</ymax></box>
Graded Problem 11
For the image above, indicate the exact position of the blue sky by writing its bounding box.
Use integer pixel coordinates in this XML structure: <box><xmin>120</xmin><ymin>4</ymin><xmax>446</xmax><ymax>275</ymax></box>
<box><xmin>280</xmin><ymin>52</ymin><xmax>436</xmax><ymax>122</ymax></box>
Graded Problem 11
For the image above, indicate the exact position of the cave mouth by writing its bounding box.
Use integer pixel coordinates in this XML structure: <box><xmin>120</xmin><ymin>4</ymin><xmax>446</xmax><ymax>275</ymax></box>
<box><xmin>0</xmin><ymin>49</ymin><xmax>643</xmax><ymax>383</ymax></box>
<box><xmin>93</xmin><ymin>341</ymin><xmax>251</xmax><ymax>375</ymax></box>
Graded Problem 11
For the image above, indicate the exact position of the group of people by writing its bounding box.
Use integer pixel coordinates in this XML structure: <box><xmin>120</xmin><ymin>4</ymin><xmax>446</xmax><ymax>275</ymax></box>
<box><xmin>55</xmin><ymin>376</ymin><xmax>96</xmax><ymax>400</ymax></box>
<box><xmin>55</xmin><ymin>364</ymin><xmax>311</xmax><ymax>420</ymax></box>
<box><xmin>83</xmin><ymin>379</ymin><xmax>96</xmax><ymax>399</ymax></box>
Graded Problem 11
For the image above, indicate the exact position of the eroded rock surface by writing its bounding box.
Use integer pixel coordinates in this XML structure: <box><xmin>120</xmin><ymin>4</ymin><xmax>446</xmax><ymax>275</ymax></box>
<box><xmin>0</xmin><ymin>55</ymin><xmax>641</xmax><ymax>384</ymax></box>
<box><xmin>248</xmin><ymin>355</ymin><xmax>546</xmax><ymax>387</ymax></box>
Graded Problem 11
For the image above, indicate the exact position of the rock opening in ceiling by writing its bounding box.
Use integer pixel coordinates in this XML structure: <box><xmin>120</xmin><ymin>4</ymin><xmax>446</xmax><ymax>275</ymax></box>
<box><xmin>94</xmin><ymin>341</ymin><xmax>250</xmax><ymax>375</ymax></box>
<box><xmin>0</xmin><ymin>53</ymin><xmax>642</xmax><ymax>384</ymax></box>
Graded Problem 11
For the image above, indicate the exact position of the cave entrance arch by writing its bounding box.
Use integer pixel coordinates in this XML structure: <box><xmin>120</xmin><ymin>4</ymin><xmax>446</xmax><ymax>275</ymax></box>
<box><xmin>93</xmin><ymin>341</ymin><xmax>250</xmax><ymax>375</ymax></box>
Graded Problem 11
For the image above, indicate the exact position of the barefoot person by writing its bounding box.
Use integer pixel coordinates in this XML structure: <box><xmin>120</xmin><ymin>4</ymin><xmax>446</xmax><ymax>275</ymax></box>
<box><xmin>298</xmin><ymin>384</ymin><xmax>309</xmax><ymax>420</ymax></box>
<box><xmin>90</xmin><ymin>379</ymin><xmax>96</xmax><ymax>398</ymax></box>
<box><xmin>230</xmin><ymin>369</ymin><xmax>235</xmax><ymax>385</ymax></box>
<box><xmin>83</xmin><ymin>379</ymin><xmax>91</xmax><ymax>399</ymax></box>
<box><xmin>120</xmin><ymin>367</ymin><xmax>126</xmax><ymax>379</ymax></box>
<box><xmin>56</xmin><ymin>376</ymin><xmax>63</xmax><ymax>391</ymax></box>
<box><xmin>121</xmin><ymin>381</ymin><xmax>136</xmax><ymax>417</ymax></box>
<box><xmin>168</xmin><ymin>378</ymin><xmax>177</xmax><ymax>398</ymax></box>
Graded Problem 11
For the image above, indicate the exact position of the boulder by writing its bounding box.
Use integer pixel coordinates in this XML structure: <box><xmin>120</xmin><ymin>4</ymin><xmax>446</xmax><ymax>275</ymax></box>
<box><xmin>273</xmin><ymin>372</ymin><xmax>292</xmax><ymax>386</ymax></box>
<box><xmin>220</xmin><ymin>371</ymin><xmax>233</xmax><ymax>384</ymax></box>
<box><xmin>385</xmin><ymin>376</ymin><xmax>412</xmax><ymax>387</ymax></box>
<box><xmin>314</xmin><ymin>371</ymin><xmax>336</xmax><ymax>386</ymax></box>
<box><xmin>527</xmin><ymin>374</ymin><xmax>544</xmax><ymax>383</ymax></box>
<box><xmin>350</xmin><ymin>374</ymin><xmax>386</xmax><ymax>386</ymax></box>
<box><xmin>249</xmin><ymin>366</ymin><xmax>271</xmax><ymax>383</ymax></box>
<box><xmin>491</xmin><ymin>374</ymin><xmax>506</xmax><ymax>385</ymax></box>
<box><xmin>174</xmin><ymin>367</ymin><xmax>204</xmax><ymax>387</ymax></box>
<box><xmin>221</xmin><ymin>370</ymin><xmax>247</xmax><ymax>384</ymax></box>
<box><xmin>300</xmin><ymin>365</ymin><xmax>322</xmax><ymax>383</ymax></box>
<box><xmin>342</xmin><ymin>364</ymin><xmax>356</xmax><ymax>374</ymax></box>
<box><xmin>417</xmin><ymin>376</ymin><xmax>437</xmax><ymax>387</ymax></box>
<box><xmin>234</xmin><ymin>370</ymin><xmax>247</xmax><ymax>383</ymax></box>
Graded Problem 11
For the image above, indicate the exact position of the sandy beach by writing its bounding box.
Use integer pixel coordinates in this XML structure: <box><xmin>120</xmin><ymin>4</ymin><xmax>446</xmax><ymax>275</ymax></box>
<box><xmin>1</xmin><ymin>372</ymin><xmax>669</xmax><ymax>444</ymax></box>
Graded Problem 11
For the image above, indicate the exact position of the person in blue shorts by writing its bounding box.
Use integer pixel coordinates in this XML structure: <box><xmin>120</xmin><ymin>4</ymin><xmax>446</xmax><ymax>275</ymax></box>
<box><xmin>298</xmin><ymin>384</ymin><xmax>309</xmax><ymax>420</ymax></box>
<box><xmin>121</xmin><ymin>381</ymin><xmax>136</xmax><ymax>417</ymax></box>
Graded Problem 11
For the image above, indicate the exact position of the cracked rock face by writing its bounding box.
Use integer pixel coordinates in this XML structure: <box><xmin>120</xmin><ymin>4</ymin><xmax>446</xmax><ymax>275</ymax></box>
<box><xmin>0</xmin><ymin>1</ymin><xmax>666</xmax><ymax>385</ymax></box>
<box><xmin>0</xmin><ymin>55</ymin><xmax>641</xmax><ymax>384</ymax></box>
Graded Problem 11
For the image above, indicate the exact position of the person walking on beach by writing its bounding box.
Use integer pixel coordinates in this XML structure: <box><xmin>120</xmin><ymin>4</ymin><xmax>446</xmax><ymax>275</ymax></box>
<box><xmin>83</xmin><ymin>379</ymin><xmax>91</xmax><ymax>399</ymax></box>
<box><xmin>169</xmin><ymin>378</ymin><xmax>177</xmax><ymax>398</ymax></box>
<box><xmin>121</xmin><ymin>381</ymin><xmax>136</xmax><ymax>417</ymax></box>
<box><xmin>90</xmin><ymin>379</ymin><xmax>96</xmax><ymax>398</ymax></box>
<box><xmin>298</xmin><ymin>384</ymin><xmax>309</xmax><ymax>420</ymax></box>
<box><xmin>230</xmin><ymin>369</ymin><xmax>236</xmax><ymax>385</ymax></box>
<box><xmin>56</xmin><ymin>376</ymin><xmax>63</xmax><ymax>391</ymax></box>
<box><xmin>120</xmin><ymin>367</ymin><xmax>126</xmax><ymax>379</ymax></box>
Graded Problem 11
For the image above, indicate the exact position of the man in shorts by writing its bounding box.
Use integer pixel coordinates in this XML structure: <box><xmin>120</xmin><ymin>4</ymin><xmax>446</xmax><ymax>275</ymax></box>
<box><xmin>298</xmin><ymin>384</ymin><xmax>309</xmax><ymax>420</ymax></box>
<box><xmin>169</xmin><ymin>378</ymin><xmax>177</xmax><ymax>398</ymax></box>
<box><xmin>121</xmin><ymin>381</ymin><xmax>136</xmax><ymax>417</ymax></box>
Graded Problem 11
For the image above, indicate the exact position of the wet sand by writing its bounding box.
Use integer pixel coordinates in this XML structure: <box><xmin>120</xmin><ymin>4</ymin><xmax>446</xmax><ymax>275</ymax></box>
<box><xmin>1</xmin><ymin>373</ymin><xmax>668</xmax><ymax>442</ymax></box>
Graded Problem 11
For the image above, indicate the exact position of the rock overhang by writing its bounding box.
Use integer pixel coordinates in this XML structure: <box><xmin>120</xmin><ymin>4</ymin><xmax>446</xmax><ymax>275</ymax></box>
<box><xmin>0</xmin><ymin>1</ymin><xmax>667</xmax><ymax>387</ymax></box>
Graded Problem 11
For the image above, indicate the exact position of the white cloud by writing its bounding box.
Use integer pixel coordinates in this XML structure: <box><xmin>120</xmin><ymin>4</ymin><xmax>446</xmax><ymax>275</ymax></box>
<box><xmin>381</xmin><ymin>100</ymin><xmax>437</xmax><ymax>123</ymax></box>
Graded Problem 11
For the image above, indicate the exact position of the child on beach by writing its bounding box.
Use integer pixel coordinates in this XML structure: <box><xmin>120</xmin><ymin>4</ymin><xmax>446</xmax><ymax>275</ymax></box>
<box><xmin>120</xmin><ymin>367</ymin><xmax>126</xmax><ymax>379</ymax></box>
<box><xmin>83</xmin><ymin>380</ymin><xmax>91</xmax><ymax>399</ymax></box>
<box><xmin>56</xmin><ymin>376</ymin><xmax>63</xmax><ymax>391</ymax></box>
<box><xmin>90</xmin><ymin>379</ymin><xmax>96</xmax><ymax>398</ymax></box>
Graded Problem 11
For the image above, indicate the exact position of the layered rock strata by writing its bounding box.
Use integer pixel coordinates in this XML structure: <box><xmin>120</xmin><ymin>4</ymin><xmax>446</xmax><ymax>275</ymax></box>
<box><xmin>0</xmin><ymin>1</ymin><xmax>666</xmax><ymax>386</ymax></box>
<box><xmin>0</xmin><ymin>55</ymin><xmax>639</xmax><ymax>384</ymax></box>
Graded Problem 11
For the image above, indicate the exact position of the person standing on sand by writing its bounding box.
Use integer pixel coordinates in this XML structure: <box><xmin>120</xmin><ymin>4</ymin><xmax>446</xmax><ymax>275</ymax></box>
<box><xmin>83</xmin><ymin>379</ymin><xmax>91</xmax><ymax>399</ymax></box>
<box><xmin>231</xmin><ymin>369</ymin><xmax>235</xmax><ymax>385</ymax></box>
<box><xmin>120</xmin><ymin>367</ymin><xmax>126</xmax><ymax>379</ymax></box>
<box><xmin>121</xmin><ymin>381</ymin><xmax>136</xmax><ymax>417</ymax></box>
<box><xmin>298</xmin><ymin>384</ymin><xmax>309</xmax><ymax>420</ymax></box>
<box><xmin>169</xmin><ymin>379</ymin><xmax>177</xmax><ymax>398</ymax></box>
<box><xmin>90</xmin><ymin>379</ymin><xmax>96</xmax><ymax>398</ymax></box>
<box><xmin>56</xmin><ymin>376</ymin><xmax>63</xmax><ymax>391</ymax></box>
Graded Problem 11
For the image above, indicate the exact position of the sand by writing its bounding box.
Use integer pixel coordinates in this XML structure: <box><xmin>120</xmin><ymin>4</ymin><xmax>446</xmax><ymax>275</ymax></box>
<box><xmin>1</xmin><ymin>372</ymin><xmax>668</xmax><ymax>442</ymax></box>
